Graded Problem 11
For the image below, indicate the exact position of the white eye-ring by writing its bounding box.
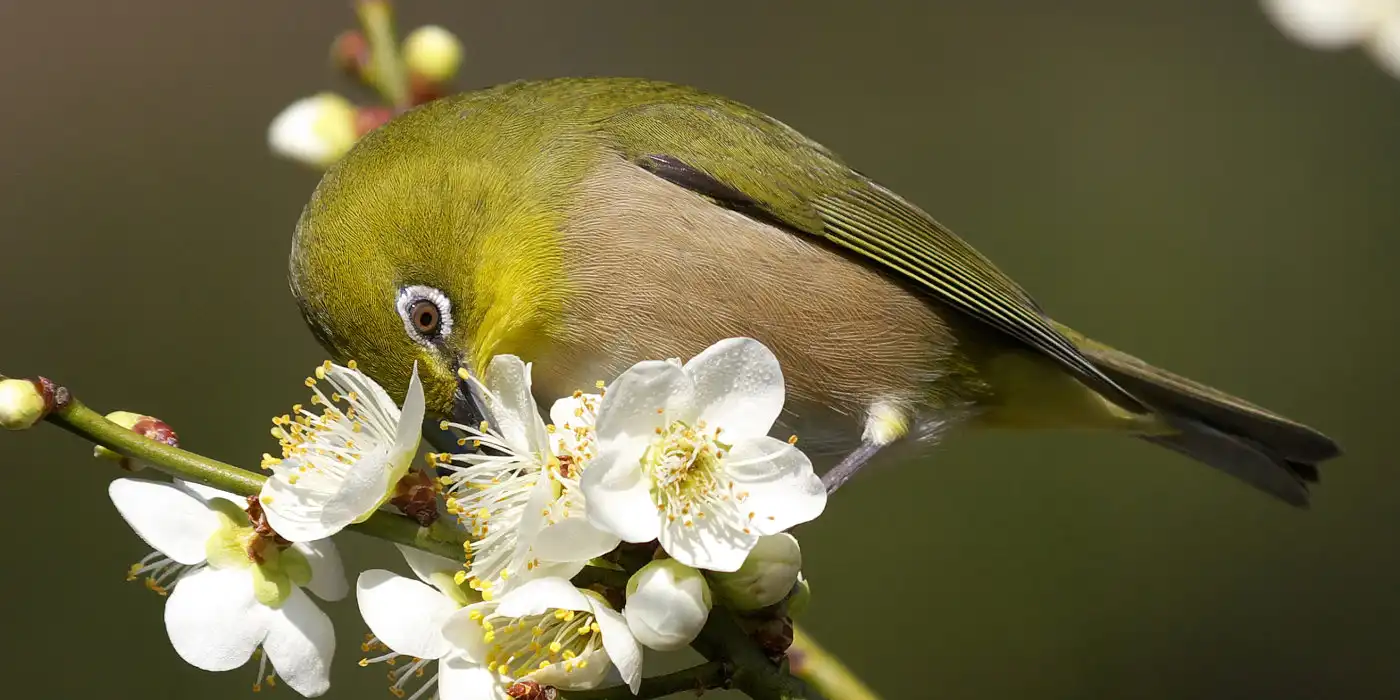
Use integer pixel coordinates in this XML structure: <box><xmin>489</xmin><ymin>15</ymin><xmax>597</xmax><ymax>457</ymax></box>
<box><xmin>396</xmin><ymin>285</ymin><xmax>453</xmax><ymax>346</ymax></box>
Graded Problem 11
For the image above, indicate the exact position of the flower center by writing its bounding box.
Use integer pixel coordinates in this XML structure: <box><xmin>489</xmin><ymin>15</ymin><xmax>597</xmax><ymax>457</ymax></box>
<box><xmin>641</xmin><ymin>421</ymin><xmax>731</xmax><ymax>528</ymax></box>
<box><xmin>203</xmin><ymin>500</ymin><xmax>311</xmax><ymax>607</ymax></box>
<box><xmin>471</xmin><ymin>605</ymin><xmax>602</xmax><ymax>680</ymax></box>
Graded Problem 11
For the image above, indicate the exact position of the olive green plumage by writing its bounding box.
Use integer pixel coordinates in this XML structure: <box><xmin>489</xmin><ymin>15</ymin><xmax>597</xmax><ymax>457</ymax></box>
<box><xmin>289</xmin><ymin>77</ymin><xmax>1339</xmax><ymax>506</ymax></box>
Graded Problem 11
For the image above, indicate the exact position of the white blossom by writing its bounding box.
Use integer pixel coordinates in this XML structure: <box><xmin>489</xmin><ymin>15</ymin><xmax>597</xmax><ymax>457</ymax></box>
<box><xmin>581</xmin><ymin>338</ymin><xmax>826</xmax><ymax>572</ymax></box>
<box><xmin>110</xmin><ymin>478</ymin><xmax>345</xmax><ymax>696</ymax></box>
<box><xmin>439</xmin><ymin>356</ymin><xmax>618</xmax><ymax>597</ymax></box>
<box><xmin>259</xmin><ymin>361</ymin><xmax>424</xmax><ymax>542</ymax></box>
<box><xmin>439</xmin><ymin>577</ymin><xmax>642</xmax><ymax>695</ymax></box>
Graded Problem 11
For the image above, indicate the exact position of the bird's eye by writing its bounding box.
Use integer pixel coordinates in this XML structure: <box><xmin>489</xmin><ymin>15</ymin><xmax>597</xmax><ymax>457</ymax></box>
<box><xmin>396</xmin><ymin>285</ymin><xmax>453</xmax><ymax>345</ymax></box>
<box><xmin>410</xmin><ymin>300</ymin><xmax>440</xmax><ymax>334</ymax></box>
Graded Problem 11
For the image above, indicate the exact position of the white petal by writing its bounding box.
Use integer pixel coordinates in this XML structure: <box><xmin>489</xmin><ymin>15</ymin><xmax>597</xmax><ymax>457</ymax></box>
<box><xmin>440</xmin><ymin>605</ymin><xmax>494</xmax><ymax>663</ymax></box>
<box><xmin>263</xmin><ymin>587</ymin><xmax>336</xmax><ymax>698</ymax></box>
<box><xmin>526</xmin><ymin>558</ymin><xmax>589</xmax><ymax>583</ymax></box>
<box><xmin>260</xmin><ymin>471</ymin><xmax>341</xmax><ymax>543</ymax></box>
<box><xmin>531</xmin><ymin>646</ymin><xmax>611</xmax><ymax>690</ymax></box>
<box><xmin>580</xmin><ymin>443</ymin><xmax>660</xmax><ymax>544</ymax></box>
<box><xmin>175</xmin><ymin>479</ymin><xmax>243</xmax><ymax>506</ymax></box>
<box><xmin>482</xmin><ymin>355</ymin><xmax>550</xmax><ymax>457</ymax></box>
<box><xmin>684</xmin><ymin>337</ymin><xmax>785</xmax><ymax>439</ymax></box>
<box><xmin>356</xmin><ymin>570</ymin><xmax>456</xmax><ymax>660</ymax></box>
<box><xmin>293</xmin><ymin>540</ymin><xmax>347</xmax><ymax>602</ymax></box>
<box><xmin>494</xmin><ymin>577</ymin><xmax>591</xmax><ymax>618</ymax></box>
<box><xmin>549</xmin><ymin>393</ymin><xmax>599</xmax><ymax>430</ymax></box>
<box><xmin>318</xmin><ymin>446</ymin><xmax>396</xmax><ymax>531</ymax></box>
<box><xmin>532</xmin><ymin>516</ymin><xmax>622</xmax><ymax>563</ymax></box>
<box><xmin>439</xmin><ymin>655</ymin><xmax>506</xmax><ymax>700</ymax></box>
<box><xmin>595</xmin><ymin>360</ymin><xmax>695</xmax><ymax>441</ymax></box>
<box><xmin>109</xmin><ymin>478</ymin><xmax>219</xmax><ymax>565</ymax></box>
<box><xmin>395</xmin><ymin>543</ymin><xmax>465</xmax><ymax>586</ymax></box>
<box><xmin>1261</xmin><ymin>0</ymin><xmax>1383</xmax><ymax>49</ymax></box>
<box><xmin>390</xmin><ymin>364</ymin><xmax>426</xmax><ymax>467</ymax></box>
<box><xmin>658</xmin><ymin>514</ymin><xmax>758</xmax><ymax>572</ymax></box>
<box><xmin>725</xmin><ymin>436</ymin><xmax>827</xmax><ymax>535</ymax></box>
<box><xmin>163</xmin><ymin>567</ymin><xmax>270</xmax><ymax>671</ymax></box>
<box><xmin>590</xmin><ymin>598</ymin><xmax>643</xmax><ymax>693</ymax></box>
<box><xmin>623</xmin><ymin>560</ymin><xmax>711</xmax><ymax>651</ymax></box>
<box><xmin>1367</xmin><ymin>12</ymin><xmax>1400</xmax><ymax>77</ymax></box>
<box><xmin>514</xmin><ymin>471</ymin><xmax>556</xmax><ymax>562</ymax></box>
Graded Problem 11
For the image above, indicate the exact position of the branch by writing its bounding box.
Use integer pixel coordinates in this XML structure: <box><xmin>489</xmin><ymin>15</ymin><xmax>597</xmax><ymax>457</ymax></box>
<box><xmin>560</xmin><ymin>661</ymin><xmax>730</xmax><ymax>699</ymax></box>
<box><xmin>789</xmin><ymin>627</ymin><xmax>881</xmax><ymax>700</ymax></box>
<box><xmin>692</xmin><ymin>611</ymin><xmax>810</xmax><ymax>700</ymax></box>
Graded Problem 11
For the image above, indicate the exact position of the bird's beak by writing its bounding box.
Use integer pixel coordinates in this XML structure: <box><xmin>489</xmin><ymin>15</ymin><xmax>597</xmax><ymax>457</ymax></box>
<box><xmin>421</xmin><ymin>358</ymin><xmax>494</xmax><ymax>456</ymax></box>
<box><xmin>452</xmin><ymin>359</ymin><xmax>493</xmax><ymax>430</ymax></box>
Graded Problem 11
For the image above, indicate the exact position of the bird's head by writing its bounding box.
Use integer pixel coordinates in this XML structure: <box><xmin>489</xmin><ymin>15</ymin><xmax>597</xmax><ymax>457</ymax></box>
<box><xmin>286</xmin><ymin>98</ymin><xmax>569</xmax><ymax>423</ymax></box>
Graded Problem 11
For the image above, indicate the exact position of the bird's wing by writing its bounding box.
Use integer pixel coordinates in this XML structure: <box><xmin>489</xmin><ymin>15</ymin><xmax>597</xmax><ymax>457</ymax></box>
<box><xmin>601</xmin><ymin>99</ymin><xmax>1144</xmax><ymax>412</ymax></box>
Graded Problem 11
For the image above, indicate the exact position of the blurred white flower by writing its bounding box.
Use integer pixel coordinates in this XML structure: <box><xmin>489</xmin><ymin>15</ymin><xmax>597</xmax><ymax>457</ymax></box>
<box><xmin>268</xmin><ymin>93</ymin><xmax>358</xmax><ymax>168</ymax></box>
<box><xmin>356</xmin><ymin>546</ymin><xmax>479</xmax><ymax>700</ymax></box>
<box><xmin>623</xmin><ymin>558</ymin><xmax>712</xmax><ymax>651</ymax></box>
<box><xmin>259</xmin><ymin>361</ymin><xmax>424</xmax><ymax>543</ymax></box>
<box><xmin>1263</xmin><ymin>0</ymin><xmax>1400</xmax><ymax>78</ymax></box>
<box><xmin>1262</xmin><ymin>0</ymin><xmax>1392</xmax><ymax>49</ymax></box>
<box><xmin>439</xmin><ymin>577</ymin><xmax>642</xmax><ymax>695</ymax></box>
<box><xmin>403</xmin><ymin>25</ymin><xmax>465</xmax><ymax>83</ymax></box>
<box><xmin>1366</xmin><ymin>11</ymin><xmax>1400</xmax><ymax>75</ymax></box>
<box><xmin>110</xmin><ymin>478</ymin><xmax>345</xmax><ymax>697</ymax></box>
<box><xmin>580</xmin><ymin>337</ymin><xmax>827</xmax><ymax>572</ymax></box>
<box><xmin>440</xmin><ymin>355</ymin><xmax>619</xmax><ymax>597</ymax></box>
<box><xmin>708</xmin><ymin>532</ymin><xmax>802</xmax><ymax>612</ymax></box>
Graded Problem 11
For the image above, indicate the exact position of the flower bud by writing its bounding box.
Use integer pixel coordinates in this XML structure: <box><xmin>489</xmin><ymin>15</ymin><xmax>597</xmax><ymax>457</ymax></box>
<box><xmin>330</xmin><ymin>29</ymin><xmax>371</xmax><ymax>80</ymax></box>
<box><xmin>94</xmin><ymin>411</ymin><xmax>179</xmax><ymax>471</ymax></box>
<box><xmin>403</xmin><ymin>25</ymin><xmax>463</xmax><ymax>84</ymax></box>
<box><xmin>708</xmin><ymin>532</ymin><xmax>801</xmax><ymax>611</ymax></box>
<box><xmin>623</xmin><ymin>558</ymin><xmax>712</xmax><ymax>651</ymax></box>
<box><xmin>0</xmin><ymin>378</ymin><xmax>46</xmax><ymax>430</ymax></box>
<box><xmin>787</xmin><ymin>573</ymin><xmax>810</xmax><ymax>619</ymax></box>
<box><xmin>267</xmin><ymin>93</ymin><xmax>358</xmax><ymax>169</ymax></box>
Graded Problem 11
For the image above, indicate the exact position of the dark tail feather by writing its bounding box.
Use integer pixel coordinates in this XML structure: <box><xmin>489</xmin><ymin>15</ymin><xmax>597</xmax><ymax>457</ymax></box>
<box><xmin>1056</xmin><ymin>323</ymin><xmax>1341</xmax><ymax>507</ymax></box>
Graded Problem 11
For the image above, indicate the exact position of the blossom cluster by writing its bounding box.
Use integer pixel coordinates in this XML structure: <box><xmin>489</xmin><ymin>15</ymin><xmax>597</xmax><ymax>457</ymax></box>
<box><xmin>108</xmin><ymin>338</ymin><xmax>825</xmax><ymax>697</ymax></box>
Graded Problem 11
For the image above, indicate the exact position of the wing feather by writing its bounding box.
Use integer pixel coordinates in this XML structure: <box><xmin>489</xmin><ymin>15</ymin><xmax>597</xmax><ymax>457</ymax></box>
<box><xmin>601</xmin><ymin>96</ymin><xmax>1144</xmax><ymax>412</ymax></box>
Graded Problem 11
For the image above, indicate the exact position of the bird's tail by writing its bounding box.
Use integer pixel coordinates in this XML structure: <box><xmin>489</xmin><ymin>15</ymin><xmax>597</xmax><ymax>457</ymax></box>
<box><xmin>1055</xmin><ymin>323</ymin><xmax>1341</xmax><ymax>507</ymax></box>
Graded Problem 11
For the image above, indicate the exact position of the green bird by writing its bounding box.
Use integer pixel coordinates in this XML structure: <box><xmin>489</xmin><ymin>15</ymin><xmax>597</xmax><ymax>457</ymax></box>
<box><xmin>288</xmin><ymin>77</ymin><xmax>1339</xmax><ymax>506</ymax></box>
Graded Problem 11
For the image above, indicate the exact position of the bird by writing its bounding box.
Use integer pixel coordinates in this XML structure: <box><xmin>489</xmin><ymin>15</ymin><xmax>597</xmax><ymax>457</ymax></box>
<box><xmin>286</xmin><ymin>76</ymin><xmax>1339</xmax><ymax>506</ymax></box>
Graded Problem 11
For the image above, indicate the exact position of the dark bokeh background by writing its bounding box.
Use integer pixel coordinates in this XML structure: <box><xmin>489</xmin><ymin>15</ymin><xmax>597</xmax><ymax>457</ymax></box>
<box><xmin>2</xmin><ymin>1</ymin><xmax>1397</xmax><ymax>698</ymax></box>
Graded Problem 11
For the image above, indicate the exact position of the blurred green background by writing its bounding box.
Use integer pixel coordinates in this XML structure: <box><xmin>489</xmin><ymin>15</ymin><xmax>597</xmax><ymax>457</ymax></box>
<box><xmin>2</xmin><ymin>1</ymin><xmax>1396</xmax><ymax>698</ymax></box>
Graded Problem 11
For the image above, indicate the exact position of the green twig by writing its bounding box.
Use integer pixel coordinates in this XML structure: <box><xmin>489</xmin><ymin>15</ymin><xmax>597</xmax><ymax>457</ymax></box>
<box><xmin>356</xmin><ymin>0</ymin><xmax>411</xmax><ymax>109</ymax></box>
<box><xmin>562</xmin><ymin>661</ymin><xmax>730</xmax><ymax>699</ymax></box>
<box><xmin>790</xmin><ymin>627</ymin><xmax>882</xmax><ymax>700</ymax></box>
